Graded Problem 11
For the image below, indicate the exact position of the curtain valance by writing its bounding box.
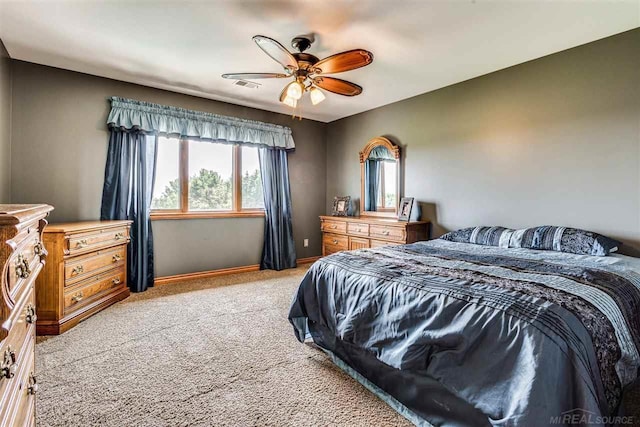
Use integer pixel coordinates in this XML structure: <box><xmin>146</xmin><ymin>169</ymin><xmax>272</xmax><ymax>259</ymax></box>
<box><xmin>368</xmin><ymin>145</ymin><xmax>395</xmax><ymax>161</ymax></box>
<box><xmin>107</xmin><ymin>97</ymin><xmax>295</xmax><ymax>150</ymax></box>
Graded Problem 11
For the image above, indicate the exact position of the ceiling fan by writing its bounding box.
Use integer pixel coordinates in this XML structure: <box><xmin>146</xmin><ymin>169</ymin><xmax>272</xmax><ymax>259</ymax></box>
<box><xmin>222</xmin><ymin>35</ymin><xmax>373</xmax><ymax>114</ymax></box>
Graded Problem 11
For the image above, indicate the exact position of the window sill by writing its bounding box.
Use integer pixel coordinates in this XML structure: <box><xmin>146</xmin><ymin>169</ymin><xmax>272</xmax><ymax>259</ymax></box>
<box><xmin>151</xmin><ymin>211</ymin><xmax>265</xmax><ymax>220</ymax></box>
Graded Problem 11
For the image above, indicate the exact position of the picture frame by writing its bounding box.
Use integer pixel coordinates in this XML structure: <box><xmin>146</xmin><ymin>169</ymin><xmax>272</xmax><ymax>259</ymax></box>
<box><xmin>397</xmin><ymin>197</ymin><xmax>414</xmax><ymax>221</ymax></box>
<box><xmin>332</xmin><ymin>196</ymin><xmax>351</xmax><ymax>216</ymax></box>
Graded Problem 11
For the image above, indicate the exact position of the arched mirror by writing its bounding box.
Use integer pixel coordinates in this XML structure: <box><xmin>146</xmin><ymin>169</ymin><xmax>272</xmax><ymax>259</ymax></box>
<box><xmin>359</xmin><ymin>137</ymin><xmax>401</xmax><ymax>217</ymax></box>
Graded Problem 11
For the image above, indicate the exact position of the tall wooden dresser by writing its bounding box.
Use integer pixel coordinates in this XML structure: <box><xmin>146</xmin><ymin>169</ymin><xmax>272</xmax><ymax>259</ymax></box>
<box><xmin>0</xmin><ymin>204</ymin><xmax>53</xmax><ymax>427</ymax></box>
<box><xmin>320</xmin><ymin>216</ymin><xmax>430</xmax><ymax>256</ymax></box>
<box><xmin>35</xmin><ymin>221</ymin><xmax>132</xmax><ymax>335</ymax></box>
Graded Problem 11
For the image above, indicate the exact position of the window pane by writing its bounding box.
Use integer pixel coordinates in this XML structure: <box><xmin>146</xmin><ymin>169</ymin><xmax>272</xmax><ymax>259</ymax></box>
<box><xmin>151</xmin><ymin>137</ymin><xmax>180</xmax><ymax>210</ymax></box>
<box><xmin>241</xmin><ymin>146</ymin><xmax>264</xmax><ymax>209</ymax></box>
<box><xmin>188</xmin><ymin>141</ymin><xmax>233</xmax><ymax>211</ymax></box>
<box><xmin>384</xmin><ymin>162</ymin><xmax>397</xmax><ymax>208</ymax></box>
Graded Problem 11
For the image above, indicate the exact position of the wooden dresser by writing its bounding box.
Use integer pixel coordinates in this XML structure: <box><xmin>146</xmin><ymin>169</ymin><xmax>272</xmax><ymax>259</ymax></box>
<box><xmin>320</xmin><ymin>215</ymin><xmax>430</xmax><ymax>256</ymax></box>
<box><xmin>0</xmin><ymin>204</ymin><xmax>53</xmax><ymax>427</ymax></box>
<box><xmin>35</xmin><ymin>221</ymin><xmax>132</xmax><ymax>335</ymax></box>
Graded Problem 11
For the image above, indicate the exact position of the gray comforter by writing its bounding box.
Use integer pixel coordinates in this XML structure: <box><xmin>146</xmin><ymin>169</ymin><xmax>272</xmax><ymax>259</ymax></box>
<box><xmin>288</xmin><ymin>240</ymin><xmax>640</xmax><ymax>426</ymax></box>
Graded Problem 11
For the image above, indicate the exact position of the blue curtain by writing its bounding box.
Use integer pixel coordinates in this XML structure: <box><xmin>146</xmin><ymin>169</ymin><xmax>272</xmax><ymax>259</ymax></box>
<box><xmin>364</xmin><ymin>159</ymin><xmax>380</xmax><ymax>211</ymax></box>
<box><xmin>258</xmin><ymin>147</ymin><xmax>297</xmax><ymax>270</ymax></box>
<box><xmin>100</xmin><ymin>129</ymin><xmax>157</xmax><ymax>292</ymax></box>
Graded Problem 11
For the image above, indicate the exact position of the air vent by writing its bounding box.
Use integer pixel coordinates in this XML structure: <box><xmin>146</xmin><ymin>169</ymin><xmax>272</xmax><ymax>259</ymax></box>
<box><xmin>233</xmin><ymin>80</ymin><xmax>261</xmax><ymax>89</ymax></box>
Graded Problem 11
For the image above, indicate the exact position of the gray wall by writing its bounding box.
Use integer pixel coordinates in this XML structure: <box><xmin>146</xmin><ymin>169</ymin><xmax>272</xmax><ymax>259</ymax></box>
<box><xmin>0</xmin><ymin>40</ymin><xmax>11</xmax><ymax>203</ymax></box>
<box><xmin>326</xmin><ymin>29</ymin><xmax>640</xmax><ymax>249</ymax></box>
<box><xmin>7</xmin><ymin>28</ymin><xmax>640</xmax><ymax>277</ymax></box>
<box><xmin>10</xmin><ymin>62</ymin><xmax>326</xmax><ymax>276</ymax></box>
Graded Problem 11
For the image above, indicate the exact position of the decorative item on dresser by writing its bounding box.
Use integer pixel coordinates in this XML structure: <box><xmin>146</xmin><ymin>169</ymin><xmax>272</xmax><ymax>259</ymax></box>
<box><xmin>332</xmin><ymin>196</ymin><xmax>351</xmax><ymax>216</ymax></box>
<box><xmin>320</xmin><ymin>216</ymin><xmax>429</xmax><ymax>256</ymax></box>
<box><xmin>0</xmin><ymin>204</ymin><xmax>53</xmax><ymax>427</ymax></box>
<box><xmin>35</xmin><ymin>220</ymin><xmax>132</xmax><ymax>335</ymax></box>
<box><xmin>397</xmin><ymin>197</ymin><xmax>414</xmax><ymax>221</ymax></box>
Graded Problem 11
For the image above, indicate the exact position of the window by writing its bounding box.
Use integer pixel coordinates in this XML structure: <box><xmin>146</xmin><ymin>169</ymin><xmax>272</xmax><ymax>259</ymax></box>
<box><xmin>188</xmin><ymin>141</ymin><xmax>233</xmax><ymax>211</ymax></box>
<box><xmin>241</xmin><ymin>146</ymin><xmax>264</xmax><ymax>209</ymax></box>
<box><xmin>151</xmin><ymin>137</ymin><xmax>264</xmax><ymax>219</ymax></box>
<box><xmin>376</xmin><ymin>161</ymin><xmax>397</xmax><ymax>211</ymax></box>
<box><xmin>151</xmin><ymin>137</ymin><xmax>180</xmax><ymax>210</ymax></box>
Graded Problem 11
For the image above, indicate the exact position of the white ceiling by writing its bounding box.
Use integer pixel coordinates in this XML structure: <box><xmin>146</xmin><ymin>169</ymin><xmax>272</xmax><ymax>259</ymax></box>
<box><xmin>1</xmin><ymin>1</ymin><xmax>638</xmax><ymax>122</ymax></box>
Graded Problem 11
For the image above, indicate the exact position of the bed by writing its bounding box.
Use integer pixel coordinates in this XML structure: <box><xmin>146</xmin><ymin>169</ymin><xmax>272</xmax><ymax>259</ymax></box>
<box><xmin>288</xmin><ymin>238</ymin><xmax>640</xmax><ymax>426</ymax></box>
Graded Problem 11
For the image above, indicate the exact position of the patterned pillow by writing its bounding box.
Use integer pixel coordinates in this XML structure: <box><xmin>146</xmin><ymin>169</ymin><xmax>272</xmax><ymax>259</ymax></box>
<box><xmin>509</xmin><ymin>226</ymin><xmax>620</xmax><ymax>256</ymax></box>
<box><xmin>440</xmin><ymin>226</ymin><xmax>514</xmax><ymax>248</ymax></box>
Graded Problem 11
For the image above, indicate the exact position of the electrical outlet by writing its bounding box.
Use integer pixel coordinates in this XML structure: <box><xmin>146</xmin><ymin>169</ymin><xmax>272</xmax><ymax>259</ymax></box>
<box><xmin>303</xmin><ymin>239</ymin><xmax>309</xmax><ymax>247</ymax></box>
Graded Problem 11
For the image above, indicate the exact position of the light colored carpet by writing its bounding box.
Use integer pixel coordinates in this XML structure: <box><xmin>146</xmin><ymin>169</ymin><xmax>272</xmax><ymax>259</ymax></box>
<box><xmin>36</xmin><ymin>266</ymin><xmax>640</xmax><ymax>426</ymax></box>
<box><xmin>35</xmin><ymin>266</ymin><xmax>412</xmax><ymax>427</ymax></box>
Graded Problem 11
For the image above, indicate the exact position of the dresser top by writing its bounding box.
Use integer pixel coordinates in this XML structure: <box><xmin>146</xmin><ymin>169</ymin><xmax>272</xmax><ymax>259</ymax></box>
<box><xmin>44</xmin><ymin>220</ymin><xmax>133</xmax><ymax>233</ymax></box>
<box><xmin>0</xmin><ymin>204</ymin><xmax>54</xmax><ymax>225</ymax></box>
<box><xmin>319</xmin><ymin>215</ymin><xmax>429</xmax><ymax>226</ymax></box>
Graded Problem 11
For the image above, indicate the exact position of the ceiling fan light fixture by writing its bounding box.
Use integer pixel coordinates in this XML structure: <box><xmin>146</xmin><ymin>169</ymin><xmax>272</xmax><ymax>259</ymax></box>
<box><xmin>286</xmin><ymin>81</ymin><xmax>304</xmax><ymax>100</ymax></box>
<box><xmin>309</xmin><ymin>87</ymin><xmax>326</xmax><ymax>105</ymax></box>
<box><xmin>282</xmin><ymin>95</ymin><xmax>297</xmax><ymax>108</ymax></box>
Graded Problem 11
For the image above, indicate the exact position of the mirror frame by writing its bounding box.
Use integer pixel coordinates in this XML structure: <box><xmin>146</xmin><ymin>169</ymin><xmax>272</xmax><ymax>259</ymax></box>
<box><xmin>359</xmin><ymin>137</ymin><xmax>401</xmax><ymax>218</ymax></box>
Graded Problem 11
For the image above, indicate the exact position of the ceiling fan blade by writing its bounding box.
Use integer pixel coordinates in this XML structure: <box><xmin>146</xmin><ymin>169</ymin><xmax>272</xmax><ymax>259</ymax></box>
<box><xmin>222</xmin><ymin>73</ymin><xmax>289</xmax><ymax>80</ymax></box>
<box><xmin>252</xmin><ymin>35</ymin><xmax>299</xmax><ymax>71</ymax></box>
<box><xmin>313</xmin><ymin>49</ymin><xmax>373</xmax><ymax>74</ymax></box>
<box><xmin>314</xmin><ymin>77</ymin><xmax>362</xmax><ymax>96</ymax></box>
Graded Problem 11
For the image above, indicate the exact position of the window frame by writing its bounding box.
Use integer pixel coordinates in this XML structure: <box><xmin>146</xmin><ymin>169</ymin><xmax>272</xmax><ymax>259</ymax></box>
<box><xmin>151</xmin><ymin>138</ymin><xmax>265</xmax><ymax>220</ymax></box>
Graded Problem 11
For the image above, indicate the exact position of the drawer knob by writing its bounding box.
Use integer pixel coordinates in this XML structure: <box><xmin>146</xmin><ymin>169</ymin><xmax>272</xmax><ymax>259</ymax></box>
<box><xmin>112</xmin><ymin>278</ymin><xmax>121</xmax><ymax>285</ymax></box>
<box><xmin>27</xmin><ymin>373</ymin><xmax>38</xmax><ymax>395</ymax></box>
<box><xmin>25</xmin><ymin>304</ymin><xmax>37</xmax><ymax>324</ymax></box>
<box><xmin>71</xmin><ymin>265</ymin><xmax>84</xmax><ymax>275</ymax></box>
<box><xmin>15</xmin><ymin>255</ymin><xmax>31</xmax><ymax>279</ymax></box>
<box><xmin>382</xmin><ymin>230</ymin><xmax>390</xmax><ymax>236</ymax></box>
<box><xmin>76</xmin><ymin>239</ymin><xmax>89</xmax><ymax>248</ymax></box>
<box><xmin>114</xmin><ymin>232</ymin><xmax>125</xmax><ymax>240</ymax></box>
<box><xmin>71</xmin><ymin>292</ymin><xmax>84</xmax><ymax>303</ymax></box>
<box><xmin>112</xmin><ymin>254</ymin><xmax>122</xmax><ymax>262</ymax></box>
<box><xmin>331</xmin><ymin>225</ymin><xmax>337</xmax><ymax>229</ymax></box>
<box><xmin>332</xmin><ymin>239</ymin><xmax>338</xmax><ymax>244</ymax></box>
<box><xmin>1</xmin><ymin>347</ymin><xmax>17</xmax><ymax>380</ymax></box>
<box><xmin>33</xmin><ymin>241</ymin><xmax>45</xmax><ymax>256</ymax></box>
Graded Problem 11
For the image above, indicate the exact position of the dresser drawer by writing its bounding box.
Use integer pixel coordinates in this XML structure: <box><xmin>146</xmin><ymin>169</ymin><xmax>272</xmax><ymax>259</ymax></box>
<box><xmin>0</xmin><ymin>287</ymin><xmax>35</xmax><ymax>411</ymax></box>
<box><xmin>9</xmin><ymin>352</ymin><xmax>36</xmax><ymax>427</ymax></box>
<box><xmin>0</xmin><ymin>333</ymin><xmax>35</xmax><ymax>427</ymax></box>
<box><xmin>66</xmin><ymin>226</ymin><xmax>129</xmax><ymax>255</ymax></box>
<box><xmin>349</xmin><ymin>237</ymin><xmax>370</xmax><ymax>250</ymax></box>
<box><xmin>347</xmin><ymin>222</ymin><xmax>369</xmax><ymax>237</ymax></box>
<box><xmin>64</xmin><ymin>246</ymin><xmax>126</xmax><ymax>285</ymax></box>
<box><xmin>370</xmin><ymin>239</ymin><xmax>397</xmax><ymax>248</ymax></box>
<box><xmin>321</xmin><ymin>220</ymin><xmax>347</xmax><ymax>234</ymax></box>
<box><xmin>322</xmin><ymin>233</ymin><xmax>349</xmax><ymax>252</ymax></box>
<box><xmin>369</xmin><ymin>225</ymin><xmax>406</xmax><ymax>241</ymax></box>
<box><xmin>64</xmin><ymin>267</ymin><xmax>126</xmax><ymax>315</ymax></box>
<box><xmin>6</xmin><ymin>232</ymin><xmax>43</xmax><ymax>300</ymax></box>
<box><xmin>10</xmin><ymin>219</ymin><xmax>43</xmax><ymax>252</ymax></box>
<box><xmin>323</xmin><ymin>246</ymin><xmax>342</xmax><ymax>256</ymax></box>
